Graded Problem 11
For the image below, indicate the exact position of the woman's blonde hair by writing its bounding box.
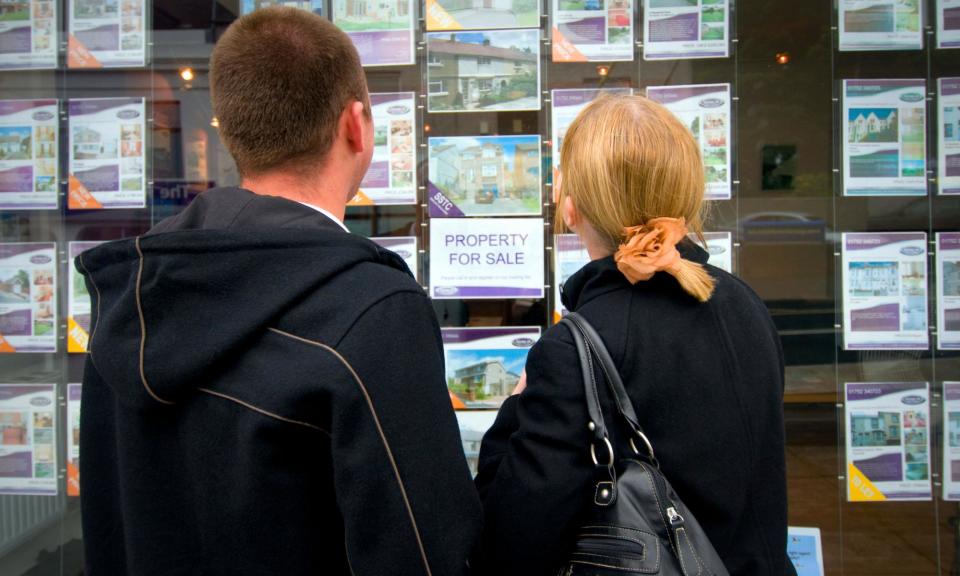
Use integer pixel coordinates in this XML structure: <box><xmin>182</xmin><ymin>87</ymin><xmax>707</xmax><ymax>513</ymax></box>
<box><xmin>556</xmin><ymin>94</ymin><xmax>715</xmax><ymax>301</ymax></box>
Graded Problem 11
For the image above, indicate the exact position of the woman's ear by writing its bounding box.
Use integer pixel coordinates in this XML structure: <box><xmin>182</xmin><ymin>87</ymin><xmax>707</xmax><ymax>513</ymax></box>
<box><xmin>562</xmin><ymin>195</ymin><xmax>578</xmax><ymax>231</ymax></box>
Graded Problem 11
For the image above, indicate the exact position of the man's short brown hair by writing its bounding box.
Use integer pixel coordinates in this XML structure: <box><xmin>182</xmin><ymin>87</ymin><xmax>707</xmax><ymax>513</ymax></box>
<box><xmin>210</xmin><ymin>7</ymin><xmax>369</xmax><ymax>176</ymax></box>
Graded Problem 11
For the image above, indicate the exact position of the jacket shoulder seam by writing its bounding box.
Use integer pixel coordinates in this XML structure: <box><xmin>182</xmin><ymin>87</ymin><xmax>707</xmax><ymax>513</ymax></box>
<box><xmin>266</xmin><ymin>325</ymin><xmax>434</xmax><ymax>576</ymax></box>
<box><xmin>134</xmin><ymin>236</ymin><xmax>175</xmax><ymax>406</ymax></box>
<box><xmin>197</xmin><ymin>387</ymin><xmax>331</xmax><ymax>436</ymax></box>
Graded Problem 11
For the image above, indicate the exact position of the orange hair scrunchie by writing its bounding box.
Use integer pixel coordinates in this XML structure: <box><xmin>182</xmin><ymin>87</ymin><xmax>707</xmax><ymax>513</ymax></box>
<box><xmin>614</xmin><ymin>217</ymin><xmax>689</xmax><ymax>284</ymax></box>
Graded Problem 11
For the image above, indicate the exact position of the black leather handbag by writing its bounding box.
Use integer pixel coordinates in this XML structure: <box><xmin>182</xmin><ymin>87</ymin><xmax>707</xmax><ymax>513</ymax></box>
<box><xmin>558</xmin><ymin>312</ymin><xmax>730</xmax><ymax>576</ymax></box>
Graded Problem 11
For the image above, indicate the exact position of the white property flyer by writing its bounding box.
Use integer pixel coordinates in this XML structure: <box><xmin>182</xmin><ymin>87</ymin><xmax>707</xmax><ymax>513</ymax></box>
<box><xmin>0</xmin><ymin>243</ymin><xmax>56</xmax><ymax>353</ymax></box>
<box><xmin>370</xmin><ymin>236</ymin><xmax>418</xmax><ymax>281</ymax></box>
<box><xmin>426</xmin><ymin>0</ymin><xmax>539</xmax><ymax>30</ymax></box>
<box><xmin>940</xmin><ymin>78</ymin><xmax>960</xmax><ymax>195</ymax></box>
<box><xmin>842</xmin><ymin>232</ymin><xmax>928</xmax><ymax>350</ymax></box>
<box><xmin>787</xmin><ymin>527</ymin><xmax>824</xmax><ymax>576</ymax></box>
<box><xmin>430</xmin><ymin>218</ymin><xmax>544</xmax><ymax>299</ymax></box>
<box><xmin>845</xmin><ymin>382</ymin><xmax>931</xmax><ymax>501</ymax></box>
<box><xmin>0</xmin><ymin>384</ymin><xmax>57</xmax><ymax>496</ymax></box>
<box><xmin>68</xmin><ymin>0</ymin><xmax>147</xmax><ymax>68</ymax></box>
<box><xmin>68</xmin><ymin>98</ymin><xmax>146</xmax><ymax>209</ymax></box>
<box><xmin>843</xmin><ymin>79</ymin><xmax>927</xmax><ymax>196</ymax></box>
<box><xmin>67</xmin><ymin>383</ymin><xmax>81</xmax><ymax>497</ymax></box>
<box><xmin>442</xmin><ymin>326</ymin><xmax>539</xmax><ymax>410</ymax></box>
<box><xmin>553</xmin><ymin>234</ymin><xmax>590</xmax><ymax>323</ymax></box>
<box><xmin>647</xmin><ymin>84</ymin><xmax>732</xmax><ymax>200</ymax></box>
<box><xmin>333</xmin><ymin>0</ymin><xmax>415</xmax><ymax>67</ymax></box>
<box><xmin>551</xmin><ymin>0</ymin><xmax>633</xmax><ymax>62</ymax></box>
<box><xmin>551</xmin><ymin>88</ymin><xmax>632</xmax><ymax>173</ymax></box>
<box><xmin>838</xmin><ymin>0</ymin><xmax>923</xmax><ymax>51</ymax></box>
<box><xmin>349</xmin><ymin>93</ymin><xmax>416</xmax><ymax>206</ymax></box>
<box><xmin>68</xmin><ymin>241</ymin><xmax>103</xmax><ymax>353</ymax></box>
<box><xmin>938</xmin><ymin>233</ymin><xmax>960</xmax><ymax>350</ymax></box>
<box><xmin>944</xmin><ymin>382</ymin><xmax>960</xmax><ymax>500</ymax></box>
<box><xmin>0</xmin><ymin>0</ymin><xmax>57</xmax><ymax>70</ymax></box>
<box><xmin>940</xmin><ymin>0</ymin><xmax>960</xmax><ymax>48</ymax></box>
<box><xmin>642</xmin><ymin>0</ymin><xmax>729</xmax><ymax>61</ymax></box>
<box><xmin>690</xmin><ymin>231</ymin><xmax>733</xmax><ymax>273</ymax></box>
<box><xmin>0</xmin><ymin>100</ymin><xmax>58</xmax><ymax>210</ymax></box>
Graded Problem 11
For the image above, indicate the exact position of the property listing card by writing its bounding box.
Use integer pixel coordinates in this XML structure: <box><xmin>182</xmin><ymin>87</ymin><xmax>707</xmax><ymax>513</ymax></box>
<box><xmin>551</xmin><ymin>88</ymin><xmax>632</xmax><ymax>173</ymax></box>
<box><xmin>939</xmin><ymin>78</ymin><xmax>960</xmax><ymax>195</ymax></box>
<box><xmin>642</xmin><ymin>0</ymin><xmax>729</xmax><ymax>61</ymax></box>
<box><xmin>690</xmin><ymin>231</ymin><xmax>732</xmax><ymax>273</ymax></box>
<box><xmin>241</xmin><ymin>0</ymin><xmax>323</xmax><ymax>14</ymax></box>
<box><xmin>646</xmin><ymin>84</ymin><xmax>732</xmax><ymax>200</ymax></box>
<box><xmin>442</xmin><ymin>326</ymin><xmax>539</xmax><ymax>410</ymax></box>
<box><xmin>553</xmin><ymin>234</ymin><xmax>590</xmax><ymax>323</ymax></box>
<box><xmin>940</xmin><ymin>0</ymin><xmax>960</xmax><ymax>48</ymax></box>
<box><xmin>0</xmin><ymin>99</ymin><xmax>58</xmax><ymax>210</ymax></box>
<box><xmin>426</xmin><ymin>30</ymin><xmax>540</xmax><ymax>113</ymax></box>
<box><xmin>67</xmin><ymin>383</ymin><xmax>81</xmax><ymax>497</ymax></box>
<box><xmin>349</xmin><ymin>93</ymin><xmax>416</xmax><ymax>206</ymax></box>
<box><xmin>456</xmin><ymin>410</ymin><xmax>497</xmax><ymax>477</ymax></box>
<box><xmin>68</xmin><ymin>98</ymin><xmax>146</xmax><ymax>209</ymax></box>
<box><xmin>0</xmin><ymin>243</ymin><xmax>56</xmax><ymax>353</ymax></box>
<box><xmin>68</xmin><ymin>0</ymin><xmax>147</xmax><ymax>68</ymax></box>
<box><xmin>843</xmin><ymin>79</ymin><xmax>927</xmax><ymax>196</ymax></box>
<box><xmin>68</xmin><ymin>241</ymin><xmax>103</xmax><ymax>353</ymax></box>
<box><xmin>428</xmin><ymin>135</ymin><xmax>541</xmax><ymax>217</ymax></box>
<box><xmin>370</xmin><ymin>236</ymin><xmax>418</xmax><ymax>281</ymax></box>
<box><xmin>938</xmin><ymin>233</ymin><xmax>960</xmax><ymax>350</ymax></box>
<box><xmin>333</xmin><ymin>0</ymin><xmax>414</xmax><ymax>66</ymax></box>
<box><xmin>0</xmin><ymin>0</ymin><xmax>57</xmax><ymax>70</ymax></box>
<box><xmin>944</xmin><ymin>382</ymin><xmax>960</xmax><ymax>500</ymax></box>
<box><xmin>551</xmin><ymin>0</ymin><xmax>633</xmax><ymax>62</ymax></box>
<box><xmin>845</xmin><ymin>382</ymin><xmax>931</xmax><ymax>501</ymax></box>
<box><xmin>838</xmin><ymin>0</ymin><xmax>923</xmax><ymax>51</ymax></box>
<box><xmin>426</xmin><ymin>0</ymin><xmax>539</xmax><ymax>30</ymax></box>
<box><xmin>842</xmin><ymin>232</ymin><xmax>928</xmax><ymax>350</ymax></box>
<box><xmin>0</xmin><ymin>384</ymin><xmax>56</xmax><ymax>496</ymax></box>
<box><xmin>430</xmin><ymin>217</ymin><xmax>544</xmax><ymax>299</ymax></box>
<box><xmin>787</xmin><ymin>527</ymin><xmax>825</xmax><ymax>576</ymax></box>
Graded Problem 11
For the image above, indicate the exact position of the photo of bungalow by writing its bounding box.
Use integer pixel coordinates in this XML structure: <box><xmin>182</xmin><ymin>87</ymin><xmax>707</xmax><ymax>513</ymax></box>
<box><xmin>0</xmin><ymin>1</ymin><xmax>29</xmax><ymax>21</ymax></box>
<box><xmin>429</xmin><ymin>135</ymin><xmax>541</xmax><ymax>216</ymax></box>
<box><xmin>74</xmin><ymin>0</ymin><xmax>118</xmax><ymax>19</ymax></box>
<box><xmin>850</xmin><ymin>411</ymin><xmax>901</xmax><ymax>447</ymax></box>
<box><xmin>848</xmin><ymin>108</ymin><xmax>898</xmax><ymax>143</ymax></box>
<box><xmin>428</xmin><ymin>0</ymin><xmax>539</xmax><ymax>30</ymax></box>
<box><xmin>427</xmin><ymin>30</ymin><xmax>539</xmax><ymax>112</ymax></box>
<box><xmin>72</xmin><ymin>126</ymin><xmax>118</xmax><ymax>160</ymax></box>
<box><xmin>0</xmin><ymin>268</ymin><xmax>30</xmax><ymax>303</ymax></box>
<box><xmin>334</xmin><ymin>0</ymin><xmax>409</xmax><ymax>30</ymax></box>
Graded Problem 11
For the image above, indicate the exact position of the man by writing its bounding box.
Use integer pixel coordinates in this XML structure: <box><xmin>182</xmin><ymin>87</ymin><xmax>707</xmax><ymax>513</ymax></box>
<box><xmin>77</xmin><ymin>7</ymin><xmax>481</xmax><ymax>574</ymax></box>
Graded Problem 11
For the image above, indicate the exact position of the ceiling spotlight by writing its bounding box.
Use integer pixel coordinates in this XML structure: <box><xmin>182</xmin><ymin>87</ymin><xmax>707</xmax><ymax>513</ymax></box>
<box><xmin>596</xmin><ymin>65</ymin><xmax>610</xmax><ymax>77</ymax></box>
<box><xmin>180</xmin><ymin>67</ymin><xmax>195</xmax><ymax>82</ymax></box>
<box><xmin>775</xmin><ymin>52</ymin><xmax>790</xmax><ymax>65</ymax></box>
<box><xmin>210</xmin><ymin>117</ymin><xmax>219</xmax><ymax>128</ymax></box>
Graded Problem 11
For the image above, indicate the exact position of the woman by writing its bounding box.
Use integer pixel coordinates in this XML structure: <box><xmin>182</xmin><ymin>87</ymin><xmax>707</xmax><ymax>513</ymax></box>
<box><xmin>475</xmin><ymin>95</ymin><xmax>792</xmax><ymax>575</ymax></box>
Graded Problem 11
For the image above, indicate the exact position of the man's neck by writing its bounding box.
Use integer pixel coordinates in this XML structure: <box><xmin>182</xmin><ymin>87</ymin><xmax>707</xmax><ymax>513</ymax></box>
<box><xmin>241</xmin><ymin>170</ymin><xmax>349</xmax><ymax>223</ymax></box>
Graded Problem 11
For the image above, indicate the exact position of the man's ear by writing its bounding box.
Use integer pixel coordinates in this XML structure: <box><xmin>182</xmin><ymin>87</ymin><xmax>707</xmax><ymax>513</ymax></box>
<box><xmin>343</xmin><ymin>101</ymin><xmax>367</xmax><ymax>154</ymax></box>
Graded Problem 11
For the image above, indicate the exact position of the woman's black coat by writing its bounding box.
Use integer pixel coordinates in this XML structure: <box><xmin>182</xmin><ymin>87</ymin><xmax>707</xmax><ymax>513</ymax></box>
<box><xmin>475</xmin><ymin>241</ymin><xmax>792</xmax><ymax>576</ymax></box>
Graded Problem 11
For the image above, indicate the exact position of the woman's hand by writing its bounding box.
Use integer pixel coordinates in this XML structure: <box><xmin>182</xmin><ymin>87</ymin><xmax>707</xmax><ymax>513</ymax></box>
<box><xmin>512</xmin><ymin>370</ymin><xmax>527</xmax><ymax>395</ymax></box>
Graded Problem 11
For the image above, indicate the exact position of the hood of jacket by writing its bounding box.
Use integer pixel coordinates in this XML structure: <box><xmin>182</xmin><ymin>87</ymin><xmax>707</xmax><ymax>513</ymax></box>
<box><xmin>77</xmin><ymin>187</ymin><xmax>410</xmax><ymax>409</ymax></box>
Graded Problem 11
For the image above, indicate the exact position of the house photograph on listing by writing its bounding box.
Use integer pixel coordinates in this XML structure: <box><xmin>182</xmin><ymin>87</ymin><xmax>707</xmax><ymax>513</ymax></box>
<box><xmin>427</xmin><ymin>29</ymin><xmax>539</xmax><ymax>112</ymax></box>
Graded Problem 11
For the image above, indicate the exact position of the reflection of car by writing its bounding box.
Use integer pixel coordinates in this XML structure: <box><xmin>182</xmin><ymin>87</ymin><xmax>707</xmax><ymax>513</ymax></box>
<box><xmin>475</xmin><ymin>189</ymin><xmax>494</xmax><ymax>204</ymax></box>
<box><xmin>741</xmin><ymin>211</ymin><xmax>827</xmax><ymax>243</ymax></box>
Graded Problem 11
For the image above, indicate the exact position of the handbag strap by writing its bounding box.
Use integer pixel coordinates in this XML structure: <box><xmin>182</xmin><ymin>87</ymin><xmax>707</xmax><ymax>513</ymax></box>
<box><xmin>561</xmin><ymin>313</ymin><xmax>657</xmax><ymax>464</ymax></box>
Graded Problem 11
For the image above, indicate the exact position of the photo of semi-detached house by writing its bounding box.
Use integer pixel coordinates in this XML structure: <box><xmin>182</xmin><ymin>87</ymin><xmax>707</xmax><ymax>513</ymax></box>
<box><xmin>429</xmin><ymin>134</ymin><xmax>541</xmax><ymax>216</ymax></box>
<box><xmin>427</xmin><ymin>30</ymin><xmax>540</xmax><ymax>112</ymax></box>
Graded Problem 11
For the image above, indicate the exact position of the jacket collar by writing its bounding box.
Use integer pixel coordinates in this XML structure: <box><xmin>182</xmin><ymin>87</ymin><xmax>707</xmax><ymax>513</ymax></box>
<box><xmin>560</xmin><ymin>240</ymin><xmax>710</xmax><ymax>312</ymax></box>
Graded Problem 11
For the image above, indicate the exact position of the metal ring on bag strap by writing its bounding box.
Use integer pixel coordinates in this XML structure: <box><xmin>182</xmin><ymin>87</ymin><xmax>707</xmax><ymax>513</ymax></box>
<box><xmin>590</xmin><ymin>436</ymin><xmax>615</xmax><ymax>467</ymax></box>
<box><xmin>629</xmin><ymin>431</ymin><xmax>656</xmax><ymax>462</ymax></box>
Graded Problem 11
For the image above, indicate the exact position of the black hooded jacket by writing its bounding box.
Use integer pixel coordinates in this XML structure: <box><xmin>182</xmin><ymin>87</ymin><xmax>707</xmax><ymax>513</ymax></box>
<box><xmin>77</xmin><ymin>187</ymin><xmax>482</xmax><ymax>575</ymax></box>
